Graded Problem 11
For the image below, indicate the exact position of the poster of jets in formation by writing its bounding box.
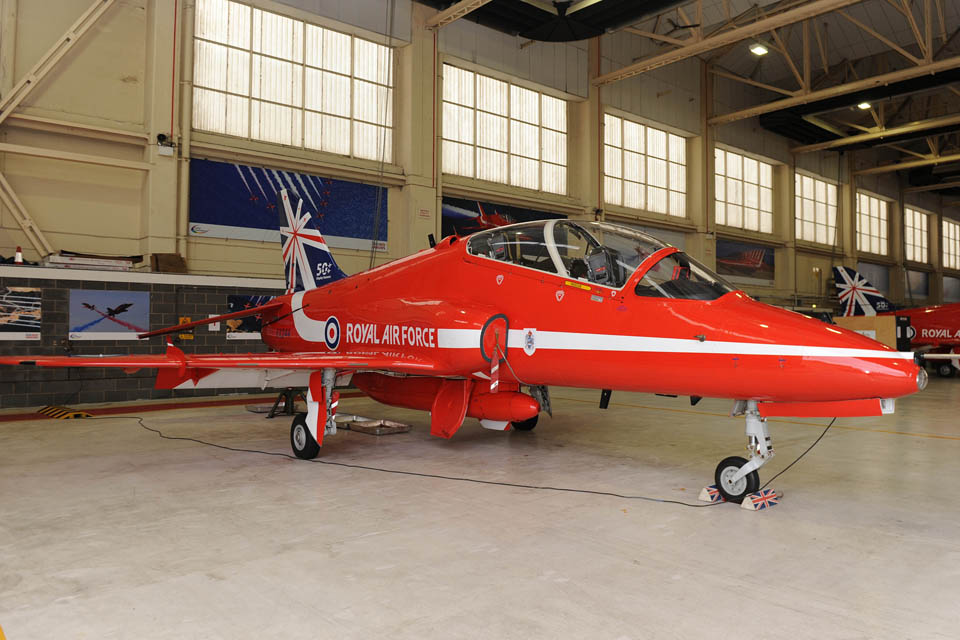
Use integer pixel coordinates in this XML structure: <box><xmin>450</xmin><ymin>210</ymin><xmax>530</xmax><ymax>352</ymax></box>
<box><xmin>68</xmin><ymin>290</ymin><xmax>149</xmax><ymax>340</ymax></box>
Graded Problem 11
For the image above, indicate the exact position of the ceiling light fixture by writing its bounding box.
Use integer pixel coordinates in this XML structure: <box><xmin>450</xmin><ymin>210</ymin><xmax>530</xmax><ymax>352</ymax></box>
<box><xmin>857</xmin><ymin>102</ymin><xmax>871</xmax><ymax>110</ymax></box>
<box><xmin>749</xmin><ymin>42</ymin><xmax>768</xmax><ymax>56</ymax></box>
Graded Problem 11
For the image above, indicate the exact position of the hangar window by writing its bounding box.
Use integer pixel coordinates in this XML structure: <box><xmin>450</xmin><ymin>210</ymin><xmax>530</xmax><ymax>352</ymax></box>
<box><xmin>603</xmin><ymin>113</ymin><xmax>686</xmax><ymax>218</ymax></box>
<box><xmin>904</xmin><ymin>207</ymin><xmax>929</xmax><ymax>263</ymax></box>
<box><xmin>944</xmin><ymin>218</ymin><xmax>960</xmax><ymax>271</ymax></box>
<box><xmin>442</xmin><ymin>64</ymin><xmax>568</xmax><ymax>195</ymax></box>
<box><xmin>193</xmin><ymin>0</ymin><xmax>394</xmax><ymax>162</ymax></box>
<box><xmin>715</xmin><ymin>148</ymin><xmax>773</xmax><ymax>234</ymax></box>
<box><xmin>794</xmin><ymin>172</ymin><xmax>837</xmax><ymax>245</ymax></box>
<box><xmin>856</xmin><ymin>192</ymin><xmax>889</xmax><ymax>256</ymax></box>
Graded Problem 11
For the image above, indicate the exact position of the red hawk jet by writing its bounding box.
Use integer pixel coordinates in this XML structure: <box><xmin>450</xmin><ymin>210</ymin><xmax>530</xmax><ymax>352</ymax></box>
<box><xmin>0</xmin><ymin>191</ymin><xmax>927</xmax><ymax>502</ymax></box>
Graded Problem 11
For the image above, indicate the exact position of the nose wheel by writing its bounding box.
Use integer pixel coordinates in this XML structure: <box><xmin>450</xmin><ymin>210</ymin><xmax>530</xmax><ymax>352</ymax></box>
<box><xmin>715</xmin><ymin>456</ymin><xmax>759</xmax><ymax>503</ymax></box>
<box><xmin>706</xmin><ymin>400</ymin><xmax>775</xmax><ymax>505</ymax></box>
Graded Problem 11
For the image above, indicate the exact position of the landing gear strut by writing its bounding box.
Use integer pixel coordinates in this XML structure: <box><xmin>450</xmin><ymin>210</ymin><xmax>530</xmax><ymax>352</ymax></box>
<box><xmin>715</xmin><ymin>400</ymin><xmax>775</xmax><ymax>503</ymax></box>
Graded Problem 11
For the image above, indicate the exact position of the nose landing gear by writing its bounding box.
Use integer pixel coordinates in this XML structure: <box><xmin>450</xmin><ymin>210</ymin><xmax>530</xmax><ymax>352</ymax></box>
<box><xmin>713</xmin><ymin>400</ymin><xmax>775</xmax><ymax>504</ymax></box>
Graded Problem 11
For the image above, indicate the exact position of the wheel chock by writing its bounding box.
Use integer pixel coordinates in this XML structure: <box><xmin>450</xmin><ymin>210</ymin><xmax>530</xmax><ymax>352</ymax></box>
<box><xmin>698</xmin><ymin>484</ymin><xmax>727</xmax><ymax>503</ymax></box>
<box><xmin>740</xmin><ymin>488</ymin><xmax>781</xmax><ymax>511</ymax></box>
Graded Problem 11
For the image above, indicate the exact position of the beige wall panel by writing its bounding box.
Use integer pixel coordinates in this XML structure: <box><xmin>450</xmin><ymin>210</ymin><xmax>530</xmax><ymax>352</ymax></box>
<box><xmin>14</xmin><ymin>0</ymin><xmax>147</xmax><ymax>128</ymax></box>
<box><xmin>794</xmin><ymin>252</ymin><xmax>837</xmax><ymax>296</ymax></box>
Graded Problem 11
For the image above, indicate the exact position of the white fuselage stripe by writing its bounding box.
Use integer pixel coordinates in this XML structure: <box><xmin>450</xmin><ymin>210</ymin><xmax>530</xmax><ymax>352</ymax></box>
<box><xmin>437</xmin><ymin>328</ymin><xmax>914</xmax><ymax>360</ymax></box>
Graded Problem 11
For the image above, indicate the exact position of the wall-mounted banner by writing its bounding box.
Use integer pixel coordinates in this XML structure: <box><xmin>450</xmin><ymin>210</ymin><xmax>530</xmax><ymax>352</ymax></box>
<box><xmin>189</xmin><ymin>158</ymin><xmax>388</xmax><ymax>251</ymax></box>
<box><xmin>441</xmin><ymin>197</ymin><xmax>565</xmax><ymax>238</ymax></box>
<box><xmin>68</xmin><ymin>290</ymin><xmax>149</xmax><ymax>340</ymax></box>
<box><xmin>716</xmin><ymin>239</ymin><xmax>775</xmax><ymax>284</ymax></box>
<box><xmin>225</xmin><ymin>295</ymin><xmax>274</xmax><ymax>340</ymax></box>
<box><xmin>0</xmin><ymin>287</ymin><xmax>41</xmax><ymax>340</ymax></box>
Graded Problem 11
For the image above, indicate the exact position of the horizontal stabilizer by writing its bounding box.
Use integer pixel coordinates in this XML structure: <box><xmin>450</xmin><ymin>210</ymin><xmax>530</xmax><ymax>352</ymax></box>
<box><xmin>137</xmin><ymin>301</ymin><xmax>284</xmax><ymax>339</ymax></box>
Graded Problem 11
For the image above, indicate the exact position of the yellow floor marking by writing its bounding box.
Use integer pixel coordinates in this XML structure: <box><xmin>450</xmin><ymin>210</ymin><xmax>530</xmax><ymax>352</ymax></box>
<box><xmin>552</xmin><ymin>396</ymin><xmax>960</xmax><ymax>442</ymax></box>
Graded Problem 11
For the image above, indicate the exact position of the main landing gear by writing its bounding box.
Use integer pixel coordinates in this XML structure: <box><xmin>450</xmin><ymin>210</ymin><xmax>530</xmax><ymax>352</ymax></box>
<box><xmin>714</xmin><ymin>400</ymin><xmax>774</xmax><ymax>503</ymax></box>
<box><xmin>291</xmin><ymin>413</ymin><xmax>320</xmax><ymax>460</ymax></box>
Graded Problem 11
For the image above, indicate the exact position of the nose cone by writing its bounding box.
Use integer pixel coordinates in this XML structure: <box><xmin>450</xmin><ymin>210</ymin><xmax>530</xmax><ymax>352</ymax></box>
<box><xmin>726</xmin><ymin>294</ymin><xmax>921</xmax><ymax>401</ymax></box>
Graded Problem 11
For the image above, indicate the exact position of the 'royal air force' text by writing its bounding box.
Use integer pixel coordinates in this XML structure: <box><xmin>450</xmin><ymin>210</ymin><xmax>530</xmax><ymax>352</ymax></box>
<box><xmin>346</xmin><ymin>323</ymin><xmax>436</xmax><ymax>348</ymax></box>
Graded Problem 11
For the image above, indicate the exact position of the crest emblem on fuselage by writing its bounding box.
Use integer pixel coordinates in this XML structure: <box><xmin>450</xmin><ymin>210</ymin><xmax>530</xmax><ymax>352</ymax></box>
<box><xmin>523</xmin><ymin>328</ymin><xmax>537</xmax><ymax>356</ymax></box>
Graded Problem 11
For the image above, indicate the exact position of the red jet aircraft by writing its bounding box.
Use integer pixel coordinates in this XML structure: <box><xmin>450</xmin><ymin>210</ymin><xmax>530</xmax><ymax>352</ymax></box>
<box><xmin>833</xmin><ymin>266</ymin><xmax>960</xmax><ymax>378</ymax></box>
<box><xmin>0</xmin><ymin>191</ymin><xmax>927</xmax><ymax>502</ymax></box>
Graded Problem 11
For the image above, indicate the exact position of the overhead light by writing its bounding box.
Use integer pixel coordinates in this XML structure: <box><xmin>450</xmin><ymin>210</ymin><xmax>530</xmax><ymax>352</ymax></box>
<box><xmin>749</xmin><ymin>43</ymin><xmax>768</xmax><ymax>56</ymax></box>
<box><xmin>857</xmin><ymin>101</ymin><xmax>871</xmax><ymax>110</ymax></box>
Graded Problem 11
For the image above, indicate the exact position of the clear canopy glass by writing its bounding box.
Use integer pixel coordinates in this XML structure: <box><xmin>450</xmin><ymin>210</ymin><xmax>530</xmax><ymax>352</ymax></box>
<box><xmin>466</xmin><ymin>220</ymin><xmax>735</xmax><ymax>300</ymax></box>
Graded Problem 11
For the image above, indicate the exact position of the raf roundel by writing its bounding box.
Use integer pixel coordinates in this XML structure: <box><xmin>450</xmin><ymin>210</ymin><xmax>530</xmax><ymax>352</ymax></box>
<box><xmin>324</xmin><ymin>316</ymin><xmax>341</xmax><ymax>350</ymax></box>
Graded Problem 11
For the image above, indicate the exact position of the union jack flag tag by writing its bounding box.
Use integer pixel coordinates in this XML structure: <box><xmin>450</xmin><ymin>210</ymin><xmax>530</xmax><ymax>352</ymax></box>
<box><xmin>698</xmin><ymin>485</ymin><xmax>727</xmax><ymax>503</ymax></box>
<box><xmin>740</xmin><ymin>488</ymin><xmax>780</xmax><ymax>511</ymax></box>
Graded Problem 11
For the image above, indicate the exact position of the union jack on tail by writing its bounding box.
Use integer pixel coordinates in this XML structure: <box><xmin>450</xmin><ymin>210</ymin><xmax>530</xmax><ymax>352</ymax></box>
<box><xmin>833</xmin><ymin>266</ymin><xmax>896</xmax><ymax>317</ymax></box>
<box><xmin>277</xmin><ymin>189</ymin><xmax>347</xmax><ymax>294</ymax></box>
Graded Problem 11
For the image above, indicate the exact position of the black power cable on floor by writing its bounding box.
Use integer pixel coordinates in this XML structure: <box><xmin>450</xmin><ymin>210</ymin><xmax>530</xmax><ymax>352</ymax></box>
<box><xmin>91</xmin><ymin>414</ymin><xmax>836</xmax><ymax>510</ymax></box>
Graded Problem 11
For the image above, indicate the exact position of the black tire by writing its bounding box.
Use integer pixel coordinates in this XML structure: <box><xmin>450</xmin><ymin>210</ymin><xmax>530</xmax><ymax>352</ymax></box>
<box><xmin>714</xmin><ymin>455</ymin><xmax>759</xmax><ymax>504</ymax></box>
<box><xmin>290</xmin><ymin>413</ymin><xmax>320</xmax><ymax>460</ymax></box>
<box><xmin>936</xmin><ymin>362</ymin><xmax>956</xmax><ymax>378</ymax></box>
<box><xmin>511</xmin><ymin>415</ymin><xmax>539</xmax><ymax>431</ymax></box>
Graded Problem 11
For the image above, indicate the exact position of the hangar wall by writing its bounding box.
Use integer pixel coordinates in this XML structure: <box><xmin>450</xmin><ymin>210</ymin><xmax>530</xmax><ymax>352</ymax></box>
<box><xmin>1</xmin><ymin>0</ymin><xmax>958</xmax><ymax>315</ymax></box>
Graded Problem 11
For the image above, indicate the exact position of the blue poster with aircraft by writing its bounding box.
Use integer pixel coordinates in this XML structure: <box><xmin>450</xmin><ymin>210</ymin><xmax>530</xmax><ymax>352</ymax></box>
<box><xmin>188</xmin><ymin>158</ymin><xmax>388</xmax><ymax>251</ymax></box>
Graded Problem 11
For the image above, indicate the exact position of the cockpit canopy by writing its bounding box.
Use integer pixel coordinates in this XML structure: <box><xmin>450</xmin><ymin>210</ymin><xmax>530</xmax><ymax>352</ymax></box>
<box><xmin>466</xmin><ymin>220</ymin><xmax>735</xmax><ymax>301</ymax></box>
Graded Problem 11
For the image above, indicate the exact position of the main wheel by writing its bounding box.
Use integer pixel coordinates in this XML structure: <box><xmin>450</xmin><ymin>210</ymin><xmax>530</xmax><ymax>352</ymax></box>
<box><xmin>511</xmin><ymin>415</ymin><xmax>539</xmax><ymax>431</ymax></box>
<box><xmin>290</xmin><ymin>413</ymin><xmax>320</xmax><ymax>460</ymax></box>
<box><xmin>936</xmin><ymin>362</ymin><xmax>956</xmax><ymax>378</ymax></box>
<box><xmin>714</xmin><ymin>456</ymin><xmax>759</xmax><ymax>504</ymax></box>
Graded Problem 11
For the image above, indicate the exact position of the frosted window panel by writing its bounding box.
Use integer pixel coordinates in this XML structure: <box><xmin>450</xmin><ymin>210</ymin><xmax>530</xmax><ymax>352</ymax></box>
<box><xmin>759</xmin><ymin>163</ymin><xmax>772</xmax><ymax>187</ymax></box>
<box><xmin>803</xmin><ymin>220</ymin><xmax>814</xmax><ymax>241</ymax></box>
<box><xmin>253</xmin><ymin>10</ymin><xmax>303</xmax><ymax>62</ymax></box>
<box><xmin>352</xmin><ymin>122</ymin><xmax>391</xmax><ymax>162</ymax></box>
<box><xmin>195</xmin><ymin>41</ymin><xmax>228</xmax><ymax>91</ymax></box>
<box><xmin>624</xmin><ymin>181</ymin><xmax>643</xmax><ymax>209</ymax></box>
<box><xmin>726</xmin><ymin>178</ymin><xmax>741</xmax><ymax>205</ymax></box>
<box><xmin>624</xmin><ymin>120</ymin><xmax>643</xmax><ymax>153</ymax></box>
<box><xmin>604</xmin><ymin>145</ymin><xmax>622</xmax><ymax>178</ymax></box>
<box><xmin>760</xmin><ymin>186</ymin><xmax>772</xmax><ymax>212</ymax></box>
<box><xmin>323</xmin><ymin>29</ymin><xmax>351</xmax><ymax>74</ymax></box>
<box><xmin>196</xmin><ymin>0</ymin><xmax>229</xmax><ymax>44</ymax></box>
<box><xmin>803</xmin><ymin>199</ymin><xmax>814</xmax><ymax>222</ymax></box>
<box><xmin>442</xmin><ymin>140</ymin><xmax>473</xmax><ymax>177</ymax></box>
<box><xmin>442</xmin><ymin>102</ymin><xmax>474</xmax><ymax>144</ymax></box>
<box><xmin>253</xmin><ymin>56</ymin><xmax>300</xmax><ymax>106</ymax></box>
<box><xmin>796</xmin><ymin>219</ymin><xmax>802</xmax><ymax>239</ymax></box>
<box><xmin>604</xmin><ymin>176</ymin><xmax>622</xmax><ymax>206</ymax></box>
<box><xmin>443</xmin><ymin>65</ymin><xmax>474</xmax><ymax>106</ymax></box>
<box><xmin>354</xmin><ymin>81</ymin><xmax>392</xmax><ymax>126</ymax></box>
<box><xmin>624</xmin><ymin>151</ymin><xmax>643</xmax><ymax>182</ymax></box>
<box><xmin>511</xmin><ymin>121</ymin><xmax>539</xmax><ymax>159</ymax></box>
<box><xmin>251</xmin><ymin>101</ymin><xmax>296</xmax><ymax>146</ymax></box>
<box><xmin>193</xmin><ymin>88</ymin><xmax>226</xmax><ymax>133</ymax></box>
<box><xmin>476</xmin><ymin>75</ymin><xmax>508</xmax><ymax>115</ymax></box>
<box><xmin>827</xmin><ymin>184</ymin><xmax>837</xmax><ymax>205</ymax></box>
<box><xmin>726</xmin><ymin>151</ymin><xmax>741</xmax><ymax>179</ymax></box>
<box><xmin>477</xmin><ymin>112</ymin><xmax>506</xmax><ymax>151</ymax></box>
<box><xmin>541</xmin><ymin>95</ymin><xmax>566</xmax><ymax>131</ymax></box>
<box><xmin>225</xmin><ymin>94</ymin><xmax>249</xmax><ymax>137</ymax></box>
<box><xmin>305</xmin><ymin>25</ymin><xmax>323</xmax><ymax>68</ymax></box>
<box><xmin>715</xmin><ymin>148</ymin><xmax>725</xmax><ymax>174</ymax></box>
<box><xmin>744</xmin><ymin>182</ymin><xmax>758</xmax><ymax>209</ymax></box>
<box><xmin>745</xmin><ymin>208</ymin><xmax>759</xmax><ymax>230</ymax></box>
<box><xmin>669</xmin><ymin>191</ymin><xmax>685</xmax><ymax>216</ymax></box>
<box><xmin>542</xmin><ymin>163</ymin><xmax>565</xmax><ymax>195</ymax></box>
<box><xmin>715</xmin><ymin>174</ymin><xmax>725</xmax><ymax>201</ymax></box>
<box><xmin>725</xmin><ymin>203</ymin><xmax>741</xmax><ymax>227</ymax></box>
<box><xmin>669</xmin><ymin>162</ymin><xmax>685</xmax><ymax>192</ymax></box>
<box><xmin>510</xmin><ymin>85</ymin><xmax>539</xmax><ymax>124</ymax></box>
<box><xmin>648</xmin><ymin>186</ymin><xmax>667</xmax><ymax>213</ymax></box>
<box><xmin>816</xmin><ymin>224</ymin><xmax>827</xmax><ymax>245</ymax></box>
<box><xmin>354</xmin><ymin>39</ymin><xmax>392</xmax><ymax>86</ymax></box>
<box><xmin>477</xmin><ymin>148</ymin><xmax>507</xmax><ymax>183</ymax></box>
<box><xmin>542</xmin><ymin>129</ymin><xmax>566</xmax><ymax>165</ymax></box>
<box><xmin>816</xmin><ymin>202</ymin><xmax>826</xmax><ymax>224</ymax></box>
<box><xmin>760</xmin><ymin>213</ymin><xmax>772</xmax><ymax>234</ymax></box>
<box><xmin>715</xmin><ymin>201</ymin><xmax>726</xmax><ymax>226</ymax></box>
<box><xmin>668</xmin><ymin>134</ymin><xmax>685</xmax><ymax>163</ymax></box>
<box><xmin>226</xmin><ymin>49</ymin><xmax>250</xmax><ymax>94</ymax></box>
<box><xmin>744</xmin><ymin>157</ymin><xmax>758</xmax><ymax>183</ymax></box>
<box><xmin>803</xmin><ymin>175</ymin><xmax>814</xmax><ymax>199</ymax></box>
<box><xmin>647</xmin><ymin>157</ymin><xmax>667</xmax><ymax>188</ymax></box>
<box><xmin>320</xmin><ymin>114</ymin><xmax>350</xmax><ymax>155</ymax></box>
<box><xmin>510</xmin><ymin>155</ymin><xmax>539</xmax><ymax>190</ymax></box>
<box><xmin>310</xmin><ymin>70</ymin><xmax>349</xmax><ymax>117</ymax></box>
<box><xmin>604</xmin><ymin>114</ymin><xmax>621</xmax><ymax>146</ymax></box>
<box><xmin>647</xmin><ymin>128</ymin><xmax>667</xmax><ymax>159</ymax></box>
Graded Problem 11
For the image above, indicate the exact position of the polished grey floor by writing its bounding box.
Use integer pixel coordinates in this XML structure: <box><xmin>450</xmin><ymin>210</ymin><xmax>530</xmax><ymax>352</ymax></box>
<box><xmin>2</xmin><ymin>380</ymin><xmax>959</xmax><ymax>639</ymax></box>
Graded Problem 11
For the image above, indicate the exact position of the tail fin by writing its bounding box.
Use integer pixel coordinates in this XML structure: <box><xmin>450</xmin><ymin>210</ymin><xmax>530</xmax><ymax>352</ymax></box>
<box><xmin>278</xmin><ymin>189</ymin><xmax>347</xmax><ymax>294</ymax></box>
<box><xmin>832</xmin><ymin>266</ymin><xmax>895</xmax><ymax>316</ymax></box>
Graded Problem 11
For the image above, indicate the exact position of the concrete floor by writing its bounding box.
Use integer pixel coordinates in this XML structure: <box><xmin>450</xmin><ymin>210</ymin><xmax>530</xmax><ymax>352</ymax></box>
<box><xmin>2</xmin><ymin>380</ymin><xmax>960</xmax><ymax>639</ymax></box>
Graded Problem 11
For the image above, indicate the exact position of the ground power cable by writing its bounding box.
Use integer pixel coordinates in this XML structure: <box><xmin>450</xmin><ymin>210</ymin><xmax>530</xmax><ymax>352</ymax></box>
<box><xmin>88</xmin><ymin>412</ymin><xmax>837</xmax><ymax>510</ymax></box>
